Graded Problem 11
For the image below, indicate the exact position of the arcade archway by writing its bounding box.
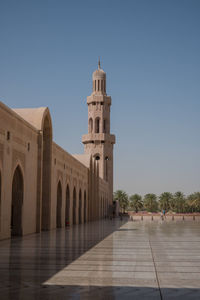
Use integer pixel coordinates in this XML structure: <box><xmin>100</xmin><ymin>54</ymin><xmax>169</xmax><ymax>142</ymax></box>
<box><xmin>57</xmin><ymin>181</ymin><xmax>62</xmax><ymax>228</ymax></box>
<box><xmin>73</xmin><ymin>187</ymin><xmax>76</xmax><ymax>225</ymax></box>
<box><xmin>65</xmin><ymin>185</ymin><xmax>70</xmax><ymax>226</ymax></box>
<box><xmin>84</xmin><ymin>190</ymin><xmax>87</xmax><ymax>223</ymax></box>
<box><xmin>11</xmin><ymin>166</ymin><xmax>23</xmax><ymax>236</ymax></box>
<box><xmin>79</xmin><ymin>189</ymin><xmax>82</xmax><ymax>224</ymax></box>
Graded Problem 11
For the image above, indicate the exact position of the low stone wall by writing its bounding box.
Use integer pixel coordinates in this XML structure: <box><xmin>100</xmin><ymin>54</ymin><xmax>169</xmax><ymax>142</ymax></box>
<box><xmin>128</xmin><ymin>213</ymin><xmax>200</xmax><ymax>222</ymax></box>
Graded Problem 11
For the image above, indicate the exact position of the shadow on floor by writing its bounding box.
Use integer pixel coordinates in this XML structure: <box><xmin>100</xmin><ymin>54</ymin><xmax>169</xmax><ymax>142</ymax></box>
<box><xmin>0</xmin><ymin>218</ymin><xmax>129</xmax><ymax>299</ymax></box>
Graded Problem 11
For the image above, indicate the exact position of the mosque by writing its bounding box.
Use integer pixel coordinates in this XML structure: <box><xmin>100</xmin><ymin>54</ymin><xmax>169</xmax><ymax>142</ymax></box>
<box><xmin>0</xmin><ymin>61</ymin><xmax>115</xmax><ymax>240</ymax></box>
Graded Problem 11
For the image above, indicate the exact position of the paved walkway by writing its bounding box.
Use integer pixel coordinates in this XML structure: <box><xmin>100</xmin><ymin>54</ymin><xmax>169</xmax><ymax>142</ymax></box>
<box><xmin>0</xmin><ymin>218</ymin><xmax>200</xmax><ymax>299</ymax></box>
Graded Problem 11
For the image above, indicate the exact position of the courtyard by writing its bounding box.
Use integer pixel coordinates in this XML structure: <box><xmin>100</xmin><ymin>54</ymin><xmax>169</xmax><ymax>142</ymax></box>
<box><xmin>0</xmin><ymin>218</ymin><xmax>200</xmax><ymax>299</ymax></box>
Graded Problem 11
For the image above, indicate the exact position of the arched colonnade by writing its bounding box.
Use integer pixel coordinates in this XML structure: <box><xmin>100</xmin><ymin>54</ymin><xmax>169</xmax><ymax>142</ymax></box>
<box><xmin>56</xmin><ymin>181</ymin><xmax>87</xmax><ymax>227</ymax></box>
<box><xmin>3</xmin><ymin>162</ymin><xmax>88</xmax><ymax>237</ymax></box>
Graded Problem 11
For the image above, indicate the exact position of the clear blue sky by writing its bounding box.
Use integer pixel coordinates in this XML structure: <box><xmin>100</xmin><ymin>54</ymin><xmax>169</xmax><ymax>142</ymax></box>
<box><xmin>1</xmin><ymin>0</ymin><xmax>200</xmax><ymax>196</ymax></box>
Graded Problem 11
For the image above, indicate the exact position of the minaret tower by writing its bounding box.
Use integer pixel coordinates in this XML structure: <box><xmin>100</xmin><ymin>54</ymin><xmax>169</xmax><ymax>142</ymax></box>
<box><xmin>82</xmin><ymin>60</ymin><xmax>115</xmax><ymax>205</ymax></box>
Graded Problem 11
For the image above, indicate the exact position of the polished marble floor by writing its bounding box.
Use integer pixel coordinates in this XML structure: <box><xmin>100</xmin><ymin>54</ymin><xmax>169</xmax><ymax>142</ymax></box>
<box><xmin>0</xmin><ymin>218</ymin><xmax>200</xmax><ymax>299</ymax></box>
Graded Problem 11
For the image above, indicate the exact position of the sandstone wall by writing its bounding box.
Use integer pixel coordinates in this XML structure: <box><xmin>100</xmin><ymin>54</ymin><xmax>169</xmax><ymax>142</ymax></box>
<box><xmin>0</xmin><ymin>101</ymin><xmax>110</xmax><ymax>240</ymax></box>
<box><xmin>0</xmin><ymin>102</ymin><xmax>38</xmax><ymax>239</ymax></box>
<box><xmin>52</xmin><ymin>142</ymin><xmax>88</xmax><ymax>227</ymax></box>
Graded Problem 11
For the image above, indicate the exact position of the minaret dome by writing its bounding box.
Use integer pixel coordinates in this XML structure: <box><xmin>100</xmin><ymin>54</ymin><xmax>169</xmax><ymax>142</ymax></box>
<box><xmin>92</xmin><ymin>59</ymin><xmax>106</xmax><ymax>94</ymax></box>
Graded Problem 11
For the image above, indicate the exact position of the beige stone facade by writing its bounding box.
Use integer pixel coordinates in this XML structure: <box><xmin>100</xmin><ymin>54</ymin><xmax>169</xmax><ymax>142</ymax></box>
<box><xmin>0</xmin><ymin>63</ymin><xmax>114</xmax><ymax>240</ymax></box>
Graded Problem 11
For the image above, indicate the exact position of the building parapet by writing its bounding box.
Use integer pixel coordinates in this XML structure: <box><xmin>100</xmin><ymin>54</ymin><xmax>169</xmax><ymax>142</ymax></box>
<box><xmin>52</xmin><ymin>142</ymin><xmax>88</xmax><ymax>175</ymax></box>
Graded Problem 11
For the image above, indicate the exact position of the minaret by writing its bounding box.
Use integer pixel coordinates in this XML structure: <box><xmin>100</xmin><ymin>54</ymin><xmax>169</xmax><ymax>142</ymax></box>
<box><xmin>82</xmin><ymin>60</ymin><xmax>115</xmax><ymax>205</ymax></box>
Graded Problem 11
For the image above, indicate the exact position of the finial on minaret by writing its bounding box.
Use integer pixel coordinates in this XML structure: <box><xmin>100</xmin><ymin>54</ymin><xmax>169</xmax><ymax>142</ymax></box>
<box><xmin>98</xmin><ymin>57</ymin><xmax>101</xmax><ymax>69</ymax></box>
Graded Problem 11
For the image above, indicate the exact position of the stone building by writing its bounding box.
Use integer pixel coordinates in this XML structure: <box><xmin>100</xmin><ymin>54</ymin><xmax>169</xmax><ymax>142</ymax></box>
<box><xmin>0</xmin><ymin>62</ymin><xmax>115</xmax><ymax>240</ymax></box>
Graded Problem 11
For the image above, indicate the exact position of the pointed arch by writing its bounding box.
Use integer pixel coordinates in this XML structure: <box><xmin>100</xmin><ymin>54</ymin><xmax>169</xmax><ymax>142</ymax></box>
<box><xmin>65</xmin><ymin>184</ymin><xmax>70</xmax><ymax>226</ymax></box>
<box><xmin>56</xmin><ymin>181</ymin><xmax>62</xmax><ymax>228</ymax></box>
<box><xmin>95</xmin><ymin>117</ymin><xmax>100</xmax><ymax>133</ymax></box>
<box><xmin>84</xmin><ymin>190</ymin><xmax>87</xmax><ymax>223</ymax></box>
<box><xmin>73</xmin><ymin>187</ymin><xmax>76</xmax><ymax>225</ymax></box>
<box><xmin>89</xmin><ymin>118</ymin><xmax>93</xmax><ymax>134</ymax></box>
<box><xmin>79</xmin><ymin>189</ymin><xmax>82</xmax><ymax>224</ymax></box>
<box><xmin>11</xmin><ymin>165</ymin><xmax>24</xmax><ymax>236</ymax></box>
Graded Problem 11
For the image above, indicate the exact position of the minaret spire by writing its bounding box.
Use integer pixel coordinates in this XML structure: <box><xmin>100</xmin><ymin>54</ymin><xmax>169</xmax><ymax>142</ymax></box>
<box><xmin>98</xmin><ymin>57</ymin><xmax>101</xmax><ymax>69</ymax></box>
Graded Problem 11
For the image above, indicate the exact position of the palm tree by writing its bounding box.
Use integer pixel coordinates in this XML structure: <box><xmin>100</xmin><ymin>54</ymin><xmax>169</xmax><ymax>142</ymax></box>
<box><xmin>113</xmin><ymin>190</ymin><xmax>129</xmax><ymax>213</ymax></box>
<box><xmin>187</xmin><ymin>192</ymin><xmax>200</xmax><ymax>212</ymax></box>
<box><xmin>143</xmin><ymin>194</ymin><xmax>158</xmax><ymax>212</ymax></box>
<box><xmin>159</xmin><ymin>192</ymin><xmax>173</xmax><ymax>211</ymax></box>
<box><xmin>186</xmin><ymin>194</ymin><xmax>195</xmax><ymax>212</ymax></box>
<box><xmin>129</xmin><ymin>194</ymin><xmax>143</xmax><ymax>213</ymax></box>
<box><xmin>173</xmin><ymin>191</ymin><xmax>186</xmax><ymax>213</ymax></box>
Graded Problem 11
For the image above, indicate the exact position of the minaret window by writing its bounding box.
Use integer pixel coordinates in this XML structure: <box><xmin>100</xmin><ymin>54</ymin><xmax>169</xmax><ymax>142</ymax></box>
<box><xmin>95</xmin><ymin>81</ymin><xmax>96</xmax><ymax>91</ymax></box>
<box><xmin>94</xmin><ymin>155</ymin><xmax>100</xmax><ymax>161</ymax></box>
<box><xmin>7</xmin><ymin>131</ymin><xmax>10</xmax><ymax>140</ymax></box>
<box><xmin>89</xmin><ymin>118</ymin><xmax>93</xmax><ymax>133</ymax></box>
<box><xmin>95</xmin><ymin>117</ymin><xmax>100</xmax><ymax>133</ymax></box>
<box><xmin>98</xmin><ymin>80</ymin><xmax>100</xmax><ymax>91</ymax></box>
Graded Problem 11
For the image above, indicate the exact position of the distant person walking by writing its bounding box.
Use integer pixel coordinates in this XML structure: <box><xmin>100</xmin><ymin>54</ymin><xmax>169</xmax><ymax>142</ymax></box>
<box><xmin>162</xmin><ymin>209</ymin><xmax>166</xmax><ymax>220</ymax></box>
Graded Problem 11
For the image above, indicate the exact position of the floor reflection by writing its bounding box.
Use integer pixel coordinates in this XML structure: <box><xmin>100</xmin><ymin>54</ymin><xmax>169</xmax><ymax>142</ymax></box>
<box><xmin>0</xmin><ymin>218</ymin><xmax>127</xmax><ymax>299</ymax></box>
<box><xmin>0</xmin><ymin>218</ymin><xmax>200</xmax><ymax>299</ymax></box>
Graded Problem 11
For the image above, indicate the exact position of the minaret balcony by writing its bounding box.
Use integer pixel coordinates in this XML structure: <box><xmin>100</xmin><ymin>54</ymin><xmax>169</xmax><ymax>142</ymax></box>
<box><xmin>82</xmin><ymin>133</ymin><xmax>115</xmax><ymax>144</ymax></box>
<box><xmin>87</xmin><ymin>95</ymin><xmax>111</xmax><ymax>105</ymax></box>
